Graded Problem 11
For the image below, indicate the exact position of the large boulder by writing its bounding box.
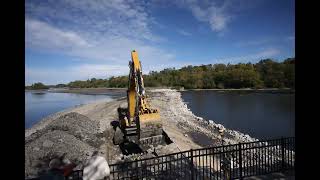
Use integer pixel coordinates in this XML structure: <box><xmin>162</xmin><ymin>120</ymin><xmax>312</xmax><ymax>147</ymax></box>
<box><xmin>83</xmin><ymin>156</ymin><xmax>110</xmax><ymax>180</ymax></box>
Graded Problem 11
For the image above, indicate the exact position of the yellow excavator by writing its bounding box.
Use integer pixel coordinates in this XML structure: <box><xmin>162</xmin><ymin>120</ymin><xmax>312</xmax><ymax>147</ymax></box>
<box><xmin>113</xmin><ymin>50</ymin><xmax>165</xmax><ymax>147</ymax></box>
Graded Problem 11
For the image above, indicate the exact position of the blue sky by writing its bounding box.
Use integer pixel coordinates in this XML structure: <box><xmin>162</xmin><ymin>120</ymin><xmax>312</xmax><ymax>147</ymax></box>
<box><xmin>25</xmin><ymin>0</ymin><xmax>295</xmax><ymax>85</ymax></box>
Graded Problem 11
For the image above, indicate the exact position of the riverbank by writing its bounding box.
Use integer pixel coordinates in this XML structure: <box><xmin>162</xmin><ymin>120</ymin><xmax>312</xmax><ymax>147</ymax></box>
<box><xmin>25</xmin><ymin>89</ymin><xmax>259</xmax><ymax>178</ymax></box>
<box><xmin>26</xmin><ymin>87</ymin><xmax>295</xmax><ymax>94</ymax></box>
<box><xmin>181</xmin><ymin>88</ymin><xmax>295</xmax><ymax>93</ymax></box>
<box><xmin>28</xmin><ymin>88</ymin><xmax>127</xmax><ymax>95</ymax></box>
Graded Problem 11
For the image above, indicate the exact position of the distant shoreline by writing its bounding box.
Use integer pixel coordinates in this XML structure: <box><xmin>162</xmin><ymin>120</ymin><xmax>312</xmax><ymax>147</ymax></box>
<box><xmin>181</xmin><ymin>88</ymin><xmax>294</xmax><ymax>92</ymax></box>
<box><xmin>25</xmin><ymin>87</ymin><xmax>295</xmax><ymax>94</ymax></box>
<box><xmin>26</xmin><ymin>88</ymin><xmax>126</xmax><ymax>95</ymax></box>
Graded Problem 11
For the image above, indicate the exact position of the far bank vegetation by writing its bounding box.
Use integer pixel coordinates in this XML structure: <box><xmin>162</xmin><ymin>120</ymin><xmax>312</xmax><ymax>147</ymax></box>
<box><xmin>26</xmin><ymin>58</ymin><xmax>295</xmax><ymax>90</ymax></box>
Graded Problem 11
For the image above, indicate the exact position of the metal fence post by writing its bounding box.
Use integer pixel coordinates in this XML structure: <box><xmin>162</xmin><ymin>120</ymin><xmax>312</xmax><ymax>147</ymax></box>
<box><xmin>239</xmin><ymin>143</ymin><xmax>243</xmax><ymax>180</ymax></box>
<box><xmin>190</xmin><ymin>149</ymin><xmax>194</xmax><ymax>180</ymax></box>
<box><xmin>281</xmin><ymin>137</ymin><xmax>285</xmax><ymax>170</ymax></box>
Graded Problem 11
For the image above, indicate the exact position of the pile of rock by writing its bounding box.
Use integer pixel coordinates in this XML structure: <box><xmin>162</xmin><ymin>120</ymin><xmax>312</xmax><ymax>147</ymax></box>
<box><xmin>150</xmin><ymin>89</ymin><xmax>258</xmax><ymax>145</ymax></box>
<box><xmin>25</xmin><ymin>112</ymin><xmax>104</xmax><ymax>178</ymax></box>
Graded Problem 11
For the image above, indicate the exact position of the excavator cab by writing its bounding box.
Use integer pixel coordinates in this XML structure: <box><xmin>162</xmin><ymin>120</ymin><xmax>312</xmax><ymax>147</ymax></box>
<box><xmin>113</xmin><ymin>50</ymin><xmax>166</xmax><ymax>148</ymax></box>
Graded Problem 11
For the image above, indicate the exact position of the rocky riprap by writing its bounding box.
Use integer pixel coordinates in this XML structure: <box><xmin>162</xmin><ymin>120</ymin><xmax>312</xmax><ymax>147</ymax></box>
<box><xmin>25</xmin><ymin>112</ymin><xmax>105</xmax><ymax>178</ymax></box>
<box><xmin>149</xmin><ymin>89</ymin><xmax>258</xmax><ymax>145</ymax></box>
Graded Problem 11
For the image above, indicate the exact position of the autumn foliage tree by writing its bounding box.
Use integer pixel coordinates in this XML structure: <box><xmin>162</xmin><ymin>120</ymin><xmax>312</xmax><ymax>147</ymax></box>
<box><xmin>64</xmin><ymin>58</ymin><xmax>295</xmax><ymax>89</ymax></box>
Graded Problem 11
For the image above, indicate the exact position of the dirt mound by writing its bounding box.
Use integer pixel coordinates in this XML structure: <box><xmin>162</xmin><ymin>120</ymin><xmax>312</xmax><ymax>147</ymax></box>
<box><xmin>25</xmin><ymin>112</ymin><xmax>104</xmax><ymax>178</ymax></box>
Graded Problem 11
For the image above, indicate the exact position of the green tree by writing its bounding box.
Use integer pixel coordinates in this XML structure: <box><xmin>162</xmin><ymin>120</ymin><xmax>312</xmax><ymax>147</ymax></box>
<box><xmin>63</xmin><ymin>57</ymin><xmax>294</xmax><ymax>90</ymax></box>
<box><xmin>30</xmin><ymin>82</ymin><xmax>49</xmax><ymax>89</ymax></box>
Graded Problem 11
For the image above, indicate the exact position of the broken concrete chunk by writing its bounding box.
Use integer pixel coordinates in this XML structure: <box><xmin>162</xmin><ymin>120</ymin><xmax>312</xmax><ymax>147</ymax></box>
<box><xmin>83</xmin><ymin>156</ymin><xmax>110</xmax><ymax>180</ymax></box>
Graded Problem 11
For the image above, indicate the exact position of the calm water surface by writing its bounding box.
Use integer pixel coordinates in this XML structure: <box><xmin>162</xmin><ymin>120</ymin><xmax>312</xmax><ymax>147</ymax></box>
<box><xmin>181</xmin><ymin>90</ymin><xmax>295</xmax><ymax>140</ymax></box>
<box><xmin>25</xmin><ymin>91</ymin><xmax>123</xmax><ymax>129</ymax></box>
<box><xmin>26</xmin><ymin>90</ymin><xmax>295</xmax><ymax>140</ymax></box>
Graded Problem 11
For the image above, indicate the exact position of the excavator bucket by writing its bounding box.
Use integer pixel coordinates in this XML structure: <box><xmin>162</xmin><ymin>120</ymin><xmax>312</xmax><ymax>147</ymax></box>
<box><xmin>138</xmin><ymin>112</ymin><xmax>163</xmax><ymax>145</ymax></box>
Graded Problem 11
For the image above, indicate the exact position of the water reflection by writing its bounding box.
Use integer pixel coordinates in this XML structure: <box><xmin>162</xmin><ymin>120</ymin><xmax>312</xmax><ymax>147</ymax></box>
<box><xmin>25</xmin><ymin>91</ymin><xmax>120</xmax><ymax>129</ymax></box>
<box><xmin>31</xmin><ymin>92</ymin><xmax>47</xmax><ymax>99</ymax></box>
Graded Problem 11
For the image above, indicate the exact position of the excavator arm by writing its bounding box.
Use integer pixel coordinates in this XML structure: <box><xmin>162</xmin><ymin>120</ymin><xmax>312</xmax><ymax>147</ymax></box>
<box><xmin>127</xmin><ymin>50</ymin><xmax>160</xmax><ymax>126</ymax></box>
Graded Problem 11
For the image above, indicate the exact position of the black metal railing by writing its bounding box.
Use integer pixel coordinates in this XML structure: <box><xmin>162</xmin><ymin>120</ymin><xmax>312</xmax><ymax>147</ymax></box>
<box><xmin>36</xmin><ymin>137</ymin><xmax>294</xmax><ymax>180</ymax></box>
<box><xmin>108</xmin><ymin>137</ymin><xmax>295</xmax><ymax>180</ymax></box>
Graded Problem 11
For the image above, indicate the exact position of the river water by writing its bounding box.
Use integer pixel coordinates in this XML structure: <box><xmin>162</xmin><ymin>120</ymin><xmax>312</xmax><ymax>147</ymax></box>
<box><xmin>181</xmin><ymin>90</ymin><xmax>295</xmax><ymax>140</ymax></box>
<box><xmin>26</xmin><ymin>90</ymin><xmax>295</xmax><ymax>140</ymax></box>
<box><xmin>25</xmin><ymin>91</ymin><xmax>120</xmax><ymax>129</ymax></box>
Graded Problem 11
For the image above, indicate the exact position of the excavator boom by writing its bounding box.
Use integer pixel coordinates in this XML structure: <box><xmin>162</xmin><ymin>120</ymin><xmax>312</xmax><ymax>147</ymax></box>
<box><xmin>128</xmin><ymin>50</ymin><xmax>160</xmax><ymax>122</ymax></box>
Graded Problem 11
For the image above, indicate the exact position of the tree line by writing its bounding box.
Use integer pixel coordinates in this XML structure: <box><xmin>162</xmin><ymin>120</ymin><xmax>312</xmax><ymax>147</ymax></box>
<box><xmin>26</xmin><ymin>58</ymin><xmax>295</xmax><ymax>90</ymax></box>
<box><xmin>25</xmin><ymin>82</ymin><xmax>50</xmax><ymax>90</ymax></box>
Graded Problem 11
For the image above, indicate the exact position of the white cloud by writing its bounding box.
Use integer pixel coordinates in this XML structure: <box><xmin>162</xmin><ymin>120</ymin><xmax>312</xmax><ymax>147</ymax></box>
<box><xmin>26</xmin><ymin>0</ymin><xmax>176</xmax><ymax>84</ymax></box>
<box><xmin>188</xmin><ymin>2</ymin><xmax>230</xmax><ymax>32</ymax></box>
<box><xmin>26</xmin><ymin>0</ymin><xmax>161</xmax><ymax>42</ymax></box>
<box><xmin>168</xmin><ymin>0</ymin><xmax>263</xmax><ymax>34</ymax></box>
<box><xmin>210</xmin><ymin>48</ymin><xmax>281</xmax><ymax>64</ymax></box>
<box><xmin>234</xmin><ymin>35</ymin><xmax>296</xmax><ymax>48</ymax></box>
<box><xmin>286</xmin><ymin>36</ymin><xmax>295</xmax><ymax>41</ymax></box>
<box><xmin>26</xmin><ymin>19</ymin><xmax>90</xmax><ymax>51</ymax></box>
<box><xmin>25</xmin><ymin>0</ymin><xmax>277</xmax><ymax>85</ymax></box>
<box><xmin>234</xmin><ymin>38</ymin><xmax>273</xmax><ymax>47</ymax></box>
<box><xmin>169</xmin><ymin>0</ymin><xmax>232</xmax><ymax>33</ymax></box>
<box><xmin>26</xmin><ymin>64</ymin><xmax>128</xmax><ymax>85</ymax></box>
<box><xmin>255</xmin><ymin>48</ymin><xmax>280</xmax><ymax>57</ymax></box>
<box><xmin>25</xmin><ymin>60</ymin><xmax>182</xmax><ymax>85</ymax></box>
<box><xmin>177</xmin><ymin>29</ymin><xmax>192</xmax><ymax>36</ymax></box>
<box><xmin>26</xmin><ymin>18</ymin><xmax>174</xmax><ymax>64</ymax></box>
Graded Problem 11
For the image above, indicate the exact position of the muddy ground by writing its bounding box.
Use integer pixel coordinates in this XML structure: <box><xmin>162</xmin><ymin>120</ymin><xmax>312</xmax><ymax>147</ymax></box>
<box><xmin>25</xmin><ymin>89</ymin><xmax>258</xmax><ymax>178</ymax></box>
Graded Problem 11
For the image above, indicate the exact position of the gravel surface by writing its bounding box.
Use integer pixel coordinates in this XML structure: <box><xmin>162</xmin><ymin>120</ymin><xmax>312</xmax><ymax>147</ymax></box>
<box><xmin>25</xmin><ymin>112</ymin><xmax>104</xmax><ymax>178</ymax></box>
